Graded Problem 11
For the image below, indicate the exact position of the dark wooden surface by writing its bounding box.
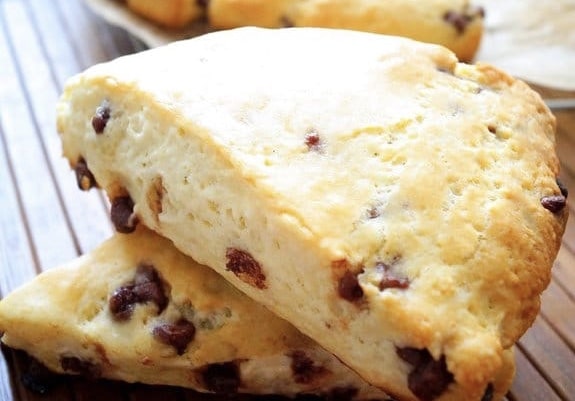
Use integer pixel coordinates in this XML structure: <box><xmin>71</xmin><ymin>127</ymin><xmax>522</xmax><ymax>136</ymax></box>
<box><xmin>0</xmin><ymin>0</ymin><xmax>573</xmax><ymax>400</ymax></box>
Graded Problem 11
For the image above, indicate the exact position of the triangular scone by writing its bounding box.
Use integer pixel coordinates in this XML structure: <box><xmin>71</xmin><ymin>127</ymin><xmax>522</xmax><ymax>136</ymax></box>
<box><xmin>56</xmin><ymin>28</ymin><xmax>566</xmax><ymax>401</ymax></box>
<box><xmin>0</xmin><ymin>227</ymin><xmax>389</xmax><ymax>399</ymax></box>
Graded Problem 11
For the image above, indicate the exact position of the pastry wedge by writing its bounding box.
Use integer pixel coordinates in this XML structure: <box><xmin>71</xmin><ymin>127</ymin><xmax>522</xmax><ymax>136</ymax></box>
<box><xmin>56</xmin><ymin>27</ymin><xmax>566</xmax><ymax>401</ymax></box>
<box><xmin>207</xmin><ymin>0</ymin><xmax>484</xmax><ymax>61</ymax></box>
<box><xmin>0</xmin><ymin>227</ymin><xmax>390</xmax><ymax>399</ymax></box>
<box><xmin>122</xmin><ymin>0</ymin><xmax>483</xmax><ymax>61</ymax></box>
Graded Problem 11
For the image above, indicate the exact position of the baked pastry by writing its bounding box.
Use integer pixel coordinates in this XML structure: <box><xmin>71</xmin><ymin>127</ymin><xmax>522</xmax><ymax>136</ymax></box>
<box><xmin>123</xmin><ymin>0</ymin><xmax>484</xmax><ymax>61</ymax></box>
<box><xmin>125</xmin><ymin>0</ymin><xmax>203</xmax><ymax>29</ymax></box>
<box><xmin>207</xmin><ymin>0</ymin><xmax>484</xmax><ymax>61</ymax></box>
<box><xmin>57</xmin><ymin>27</ymin><xmax>567</xmax><ymax>401</ymax></box>
<box><xmin>0</xmin><ymin>227</ymin><xmax>390</xmax><ymax>399</ymax></box>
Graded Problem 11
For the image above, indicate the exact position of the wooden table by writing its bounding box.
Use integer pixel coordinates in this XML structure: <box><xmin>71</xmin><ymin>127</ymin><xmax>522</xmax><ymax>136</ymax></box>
<box><xmin>0</xmin><ymin>1</ymin><xmax>573</xmax><ymax>400</ymax></box>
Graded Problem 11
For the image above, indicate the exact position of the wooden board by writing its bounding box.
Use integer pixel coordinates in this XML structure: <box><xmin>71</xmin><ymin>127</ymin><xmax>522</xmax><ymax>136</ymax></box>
<box><xmin>0</xmin><ymin>0</ymin><xmax>573</xmax><ymax>400</ymax></box>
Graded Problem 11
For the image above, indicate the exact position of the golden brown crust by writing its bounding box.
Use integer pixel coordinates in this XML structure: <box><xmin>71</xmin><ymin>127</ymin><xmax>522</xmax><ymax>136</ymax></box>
<box><xmin>125</xmin><ymin>0</ymin><xmax>203</xmax><ymax>28</ymax></box>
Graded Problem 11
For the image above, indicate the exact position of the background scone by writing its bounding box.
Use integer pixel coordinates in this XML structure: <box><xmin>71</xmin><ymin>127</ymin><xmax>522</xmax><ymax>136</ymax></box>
<box><xmin>208</xmin><ymin>0</ymin><xmax>484</xmax><ymax>61</ymax></box>
<box><xmin>0</xmin><ymin>227</ymin><xmax>390</xmax><ymax>399</ymax></box>
<box><xmin>125</xmin><ymin>0</ymin><xmax>203</xmax><ymax>28</ymax></box>
<box><xmin>57</xmin><ymin>28</ymin><xmax>567</xmax><ymax>401</ymax></box>
<box><xmin>123</xmin><ymin>0</ymin><xmax>484</xmax><ymax>61</ymax></box>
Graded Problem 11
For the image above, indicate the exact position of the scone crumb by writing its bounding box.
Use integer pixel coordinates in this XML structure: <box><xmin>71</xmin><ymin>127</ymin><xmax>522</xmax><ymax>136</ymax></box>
<box><xmin>147</xmin><ymin>175</ymin><xmax>166</xmax><ymax>221</ymax></box>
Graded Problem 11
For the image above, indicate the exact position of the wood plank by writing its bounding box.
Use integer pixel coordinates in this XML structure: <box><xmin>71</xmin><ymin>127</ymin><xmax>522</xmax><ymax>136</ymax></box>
<box><xmin>25</xmin><ymin>0</ymin><xmax>86</xmax><ymax>89</ymax></box>
<box><xmin>540</xmin><ymin>280</ymin><xmax>575</xmax><ymax>350</ymax></box>
<box><xmin>508</xmin><ymin>350</ymin><xmax>563</xmax><ymax>401</ymax></box>
<box><xmin>552</xmin><ymin>245</ymin><xmax>575</xmax><ymax>300</ymax></box>
<box><xmin>518</xmin><ymin>317</ymin><xmax>575</xmax><ymax>399</ymax></box>
<box><xmin>557</xmin><ymin>214</ymin><xmax>575</xmax><ymax>255</ymax></box>
<box><xmin>53</xmin><ymin>0</ymin><xmax>118</xmax><ymax>68</ymax></box>
<box><xmin>5</xmin><ymin>0</ymin><xmax>114</xmax><ymax>256</ymax></box>
<box><xmin>0</xmin><ymin>0</ymin><xmax>76</xmax><ymax>273</ymax></box>
<box><xmin>0</xmin><ymin>121</ymin><xmax>38</xmax><ymax>294</ymax></box>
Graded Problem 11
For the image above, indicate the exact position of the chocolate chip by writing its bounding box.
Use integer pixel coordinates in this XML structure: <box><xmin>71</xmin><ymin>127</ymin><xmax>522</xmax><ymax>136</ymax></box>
<box><xmin>443</xmin><ymin>11</ymin><xmax>472</xmax><ymax>34</ymax></box>
<box><xmin>487</xmin><ymin>125</ymin><xmax>497</xmax><ymax>134</ymax></box>
<box><xmin>481</xmin><ymin>383</ymin><xmax>494</xmax><ymax>401</ymax></box>
<box><xmin>541</xmin><ymin>195</ymin><xmax>567</xmax><ymax>213</ymax></box>
<box><xmin>326</xmin><ymin>386</ymin><xmax>359</xmax><ymax>401</ymax></box>
<box><xmin>152</xmin><ymin>319</ymin><xmax>196</xmax><ymax>355</ymax></box>
<box><xmin>133</xmin><ymin>263</ymin><xmax>168</xmax><ymax>312</ymax></box>
<box><xmin>305</xmin><ymin>129</ymin><xmax>322</xmax><ymax>152</ymax></box>
<box><xmin>91</xmin><ymin>100</ymin><xmax>110</xmax><ymax>134</ymax></box>
<box><xmin>338</xmin><ymin>270</ymin><xmax>363</xmax><ymax>302</ymax></box>
<box><xmin>109</xmin><ymin>285</ymin><xmax>138</xmax><ymax>321</ymax></box>
<box><xmin>443</xmin><ymin>6</ymin><xmax>484</xmax><ymax>34</ymax></box>
<box><xmin>396</xmin><ymin>347</ymin><xmax>425</xmax><ymax>366</ymax></box>
<box><xmin>110</xmin><ymin>195</ymin><xmax>139</xmax><ymax>233</ymax></box>
<box><xmin>557</xmin><ymin>178</ymin><xmax>569</xmax><ymax>198</ymax></box>
<box><xmin>280</xmin><ymin>15</ymin><xmax>295</xmax><ymax>27</ymax></box>
<box><xmin>59</xmin><ymin>356</ymin><xmax>101</xmax><ymax>379</ymax></box>
<box><xmin>289</xmin><ymin>350</ymin><xmax>328</xmax><ymax>384</ymax></box>
<box><xmin>201</xmin><ymin>361</ymin><xmax>241</xmax><ymax>393</ymax></box>
<box><xmin>74</xmin><ymin>157</ymin><xmax>97</xmax><ymax>191</ymax></box>
<box><xmin>225</xmin><ymin>248</ymin><xmax>267</xmax><ymax>289</ymax></box>
<box><xmin>396</xmin><ymin>347</ymin><xmax>453</xmax><ymax>401</ymax></box>
<box><xmin>196</xmin><ymin>0</ymin><xmax>209</xmax><ymax>8</ymax></box>
<box><xmin>109</xmin><ymin>264</ymin><xmax>168</xmax><ymax>321</ymax></box>
<box><xmin>377</xmin><ymin>262</ymin><xmax>409</xmax><ymax>291</ymax></box>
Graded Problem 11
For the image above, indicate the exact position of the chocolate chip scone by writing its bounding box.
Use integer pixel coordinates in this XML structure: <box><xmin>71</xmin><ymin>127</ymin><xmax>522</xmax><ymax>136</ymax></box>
<box><xmin>207</xmin><ymin>0</ymin><xmax>484</xmax><ymax>61</ymax></box>
<box><xmin>125</xmin><ymin>0</ymin><xmax>203</xmax><ymax>28</ymax></box>
<box><xmin>57</xmin><ymin>27</ymin><xmax>567</xmax><ymax>401</ymax></box>
<box><xmin>123</xmin><ymin>0</ymin><xmax>483</xmax><ymax>61</ymax></box>
<box><xmin>0</xmin><ymin>227</ymin><xmax>392</xmax><ymax>399</ymax></box>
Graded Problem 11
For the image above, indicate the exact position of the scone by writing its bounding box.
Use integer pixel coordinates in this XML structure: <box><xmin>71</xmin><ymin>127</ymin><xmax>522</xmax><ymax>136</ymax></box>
<box><xmin>122</xmin><ymin>0</ymin><xmax>483</xmax><ymax>61</ymax></box>
<box><xmin>125</xmin><ymin>0</ymin><xmax>203</xmax><ymax>29</ymax></box>
<box><xmin>0</xmin><ymin>227</ymin><xmax>390</xmax><ymax>399</ymax></box>
<box><xmin>57</xmin><ymin>28</ymin><xmax>567</xmax><ymax>401</ymax></box>
<box><xmin>208</xmin><ymin>0</ymin><xmax>484</xmax><ymax>61</ymax></box>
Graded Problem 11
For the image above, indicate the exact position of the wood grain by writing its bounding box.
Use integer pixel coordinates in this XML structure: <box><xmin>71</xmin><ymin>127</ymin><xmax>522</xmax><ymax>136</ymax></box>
<box><xmin>0</xmin><ymin>0</ymin><xmax>573</xmax><ymax>400</ymax></box>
